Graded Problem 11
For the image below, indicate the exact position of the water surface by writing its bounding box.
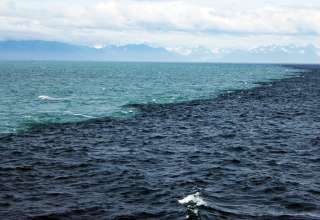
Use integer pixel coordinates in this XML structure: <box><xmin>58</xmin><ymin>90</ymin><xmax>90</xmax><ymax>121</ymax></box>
<box><xmin>0</xmin><ymin>62</ymin><xmax>297</xmax><ymax>133</ymax></box>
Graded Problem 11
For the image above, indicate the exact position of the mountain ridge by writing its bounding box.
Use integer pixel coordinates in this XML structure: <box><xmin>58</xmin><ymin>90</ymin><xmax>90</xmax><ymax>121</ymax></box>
<box><xmin>0</xmin><ymin>40</ymin><xmax>318</xmax><ymax>63</ymax></box>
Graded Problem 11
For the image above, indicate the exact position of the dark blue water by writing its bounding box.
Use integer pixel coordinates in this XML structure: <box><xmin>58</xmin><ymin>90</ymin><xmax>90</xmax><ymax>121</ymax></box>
<box><xmin>0</xmin><ymin>63</ymin><xmax>319</xmax><ymax>220</ymax></box>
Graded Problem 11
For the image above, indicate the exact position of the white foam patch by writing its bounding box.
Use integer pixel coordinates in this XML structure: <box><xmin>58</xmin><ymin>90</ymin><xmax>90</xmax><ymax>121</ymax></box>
<box><xmin>38</xmin><ymin>95</ymin><xmax>69</xmax><ymax>101</ymax></box>
<box><xmin>64</xmin><ymin>111</ymin><xmax>95</xmax><ymax>118</ymax></box>
<box><xmin>178</xmin><ymin>192</ymin><xmax>207</xmax><ymax>206</ymax></box>
<box><xmin>70</xmin><ymin>113</ymin><xmax>95</xmax><ymax>118</ymax></box>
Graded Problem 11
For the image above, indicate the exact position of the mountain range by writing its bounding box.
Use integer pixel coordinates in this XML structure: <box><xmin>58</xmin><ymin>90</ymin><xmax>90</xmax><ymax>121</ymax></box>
<box><xmin>0</xmin><ymin>40</ymin><xmax>318</xmax><ymax>63</ymax></box>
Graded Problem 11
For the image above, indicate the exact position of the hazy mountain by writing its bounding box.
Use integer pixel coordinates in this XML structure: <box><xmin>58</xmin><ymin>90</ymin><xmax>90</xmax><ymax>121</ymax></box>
<box><xmin>0</xmin><ymin>41</ymin><xmax>184</xmax><ymax>62</ymax></box>
<box><xmin>0</xmin><ymin>41</ymin><xmax>94</xmax><ymax>60</ymax></box>
<box><xmin>187</xmin><ymin>45</ymin><xmax>319</xmax><ymax>63</ymax></box>
<box><xmin>98</xmin><ymin>44</ymin><xmax>183</xmax><ymax>61</ymax></box>
<box><xmin>0</xmin><ymin>40</ymin><xmax>318</xmax><ymax>63</ymax></box>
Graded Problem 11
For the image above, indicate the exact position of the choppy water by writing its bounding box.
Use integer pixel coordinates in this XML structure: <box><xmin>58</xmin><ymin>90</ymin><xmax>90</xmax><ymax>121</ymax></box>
<box><xmin>0</xmin><ymin>62</ymin><xmax>297</xmax><ymax>134</ymax></box>
<box><xmin>1</xmin><ymin>63</ymin><xmax>320</xmax><ymax>220</ymax></box>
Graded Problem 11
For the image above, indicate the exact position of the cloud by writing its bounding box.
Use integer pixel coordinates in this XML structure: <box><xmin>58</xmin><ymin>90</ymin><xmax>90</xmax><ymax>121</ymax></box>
<box><xmin>0</xmin><ymin>0</ymin><xmax>319</xmax><ymax>49</ymax></box>
<box><xmin>0</xmin><ymin>0</ymin><xmax>14</xmax><ymax>13</ymax></box>
<box><xmin>47</xmin><ymin>1</ymin><xmax>320</xmax><ymax>35</ymax></box>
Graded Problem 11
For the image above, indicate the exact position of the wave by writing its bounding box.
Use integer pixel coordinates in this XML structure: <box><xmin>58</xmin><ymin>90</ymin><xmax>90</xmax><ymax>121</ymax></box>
<box><xmin>64</xmin><ymin>111</ymin><xmax>95</xmax><ymax>119</ymax></box>
<box><xmin>10</xmin><ymin>111</ymin><xmax>97</xmax><ymax>134</ymax></box>
<box><xmin>178</xmin><ymin>192</ymin><xmax>320</xmax><ymax>220</ymax></box>
<box><xmin>179</xmin><ymin>192</ymin><xmax>207</xmax><ymax>219</ymax></box>
<box><xmin>178</xmin><ymin>192</ymin><xmax>207</xmax><ymax>207</ymax></box>
<box><xmin>38</xmin><ymin>95</ymin><xmax>70</xmax><ymax>101</ymax></box>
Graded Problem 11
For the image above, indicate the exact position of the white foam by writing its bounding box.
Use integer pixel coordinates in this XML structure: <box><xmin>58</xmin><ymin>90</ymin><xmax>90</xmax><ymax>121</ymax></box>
<box><xmin>38</xmin><ymin>95</ymin><xmax>69</xmax><ymax>101</ymax></box>
<box><xmin>71</xmin><ymin>113</ymin><xmax>95</xmax><ymax>118</ymax></box>
<box><xmin>179</xmin><ymin>192</ymin><xmax>207</xmax><ymax>219</ymax></box>
<box><xmin>178</xmin><ymin>192</ymin><xmax>207</xmax><ymax>206</ymax></box>
<box><xmin>64</xmin><ymin>111</ymin><xmax>95</xmax><ymax>118</ymax></box>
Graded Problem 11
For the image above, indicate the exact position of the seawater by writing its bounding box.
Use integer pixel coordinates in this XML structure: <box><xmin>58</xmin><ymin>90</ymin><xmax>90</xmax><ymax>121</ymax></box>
<box><xmin>0</xmin><ymin>62</ymin><xmax>297</xmax><ymax>133</ymax></box>
<box><xmin>1</xmin><ymin>64</ymin><xmax>320</xmax><ymax>220</ymax></box>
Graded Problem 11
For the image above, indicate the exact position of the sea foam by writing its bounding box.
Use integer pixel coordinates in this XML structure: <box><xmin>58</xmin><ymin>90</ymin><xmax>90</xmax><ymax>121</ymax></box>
<box><xmin>178</xmin><ymin>192</ymin><xmax>207</xmax><ymax>219</ymax></box>
<box><xmin>38</xmin><ymin>95</ymin><xmax>69</xmax><ymax>101</ymax></box>
<box><xmin>66</xmin><ymin>112</ymin><xmax>95</xmax><ymax>118</ymax></box>
<box><xmin>178</xmin><ymin>192</ymin><xmax>207</xmax><ymax>206</ymax></box>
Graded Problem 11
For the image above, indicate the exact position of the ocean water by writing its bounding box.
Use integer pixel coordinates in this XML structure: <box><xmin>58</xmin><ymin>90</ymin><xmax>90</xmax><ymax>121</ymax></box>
<box><xmin>1</xmin><ymin>63</ymin><xmax>320</xmax><ymax>220</ymax></box>
<box><xmin>0</xmin><ymin>62</ymin><xmax>297</xmax><ymax>134</ymax></box>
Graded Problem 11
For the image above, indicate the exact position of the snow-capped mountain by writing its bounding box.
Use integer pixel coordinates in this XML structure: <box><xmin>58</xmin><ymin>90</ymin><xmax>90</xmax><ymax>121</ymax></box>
<box><xmin>0</xmin><ymin>40</ymin><xmax>318</xmax><ymax>63</ymax></box>
<box><xmin>210</xmin><ymin>45</ymin><xmax>319</xmax><ymax>63</ymax></box>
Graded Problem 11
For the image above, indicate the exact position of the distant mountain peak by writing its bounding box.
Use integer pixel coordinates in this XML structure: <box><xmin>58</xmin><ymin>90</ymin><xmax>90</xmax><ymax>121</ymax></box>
<box><xmin>0</xmin><ymin>40</ymin><xmax>182</xmax><ymax>62</ymax></box>
<box><xmin>0</xmin><ymin>40</ymin><xmax>318</xmax><ymax>63</ymax></box>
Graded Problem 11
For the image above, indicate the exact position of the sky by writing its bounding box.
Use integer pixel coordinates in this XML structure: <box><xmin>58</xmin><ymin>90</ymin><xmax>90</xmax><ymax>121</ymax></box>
<box><xmin>0</xmin><ymin>0</ymin><xmax>320</xmax><ymax>51</ymax></box>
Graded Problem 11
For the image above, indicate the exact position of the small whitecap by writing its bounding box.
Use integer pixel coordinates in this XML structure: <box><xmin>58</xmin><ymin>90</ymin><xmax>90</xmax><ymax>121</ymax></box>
<box><xmin>64</xmin><ymin>111</ymin><xmax>94</xmax><ymax>118</ymax></box>
<box><xmin>72</xmin><ymin>113</ymin><xmax>94</xmax><ymax>118</ymax></box>
<box><xmin>178</xmin><ymin>192</ymin><xmax>207</xmax><ymax>206</ymax></box>
<box><xmin>38</xmin><ymin>95</ymin><xmax>69</xmax><ymax>101</ymax></box>
<box><xmin>38</xmin><ymin>95</ymin><xmax>53</xmax><ymax>100</ymax></box>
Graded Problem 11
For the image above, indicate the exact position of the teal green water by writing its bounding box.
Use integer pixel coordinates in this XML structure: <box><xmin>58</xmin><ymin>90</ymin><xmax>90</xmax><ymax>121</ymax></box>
<box><xmin>0</xmin><ymin>62</ymin><xmax>298</xmax><ymax>133</ymax></box>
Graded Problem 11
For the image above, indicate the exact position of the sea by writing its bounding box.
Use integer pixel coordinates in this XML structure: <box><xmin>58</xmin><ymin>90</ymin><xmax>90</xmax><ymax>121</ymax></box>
<box><xmin>0</xmin><ymin>62</ymin><xmax>297</xmax><ymax>134</ymax></box>
<box><xmin>1</xmin><ymin>62</ymin><xmax>320</xmax><ymax>220</ymax></box>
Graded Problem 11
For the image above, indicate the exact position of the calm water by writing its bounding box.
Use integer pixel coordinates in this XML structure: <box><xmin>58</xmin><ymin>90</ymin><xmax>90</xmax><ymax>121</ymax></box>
<box><xmin>0</xmin><ymin>62</ymin><xmax>297</xmax><ymax>134</ymax></box>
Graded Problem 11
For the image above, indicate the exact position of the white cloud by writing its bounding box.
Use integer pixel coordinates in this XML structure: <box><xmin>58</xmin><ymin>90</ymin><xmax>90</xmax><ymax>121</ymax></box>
<box><xmin>0</xmin><ymin>0</ymin><xmax>15</xmax><ymax>14</ymax></box>
<box><xmin>0</xmin><ymin>0</ymin><xmax>319</xmax><ymax>49</ymax></box>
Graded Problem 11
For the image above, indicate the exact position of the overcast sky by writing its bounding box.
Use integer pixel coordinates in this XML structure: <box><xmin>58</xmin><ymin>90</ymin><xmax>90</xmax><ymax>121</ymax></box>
<box><xmin>0</xmin><ymin>0</ymin><xmax>319</xmax><ymax>50</ymax></box>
